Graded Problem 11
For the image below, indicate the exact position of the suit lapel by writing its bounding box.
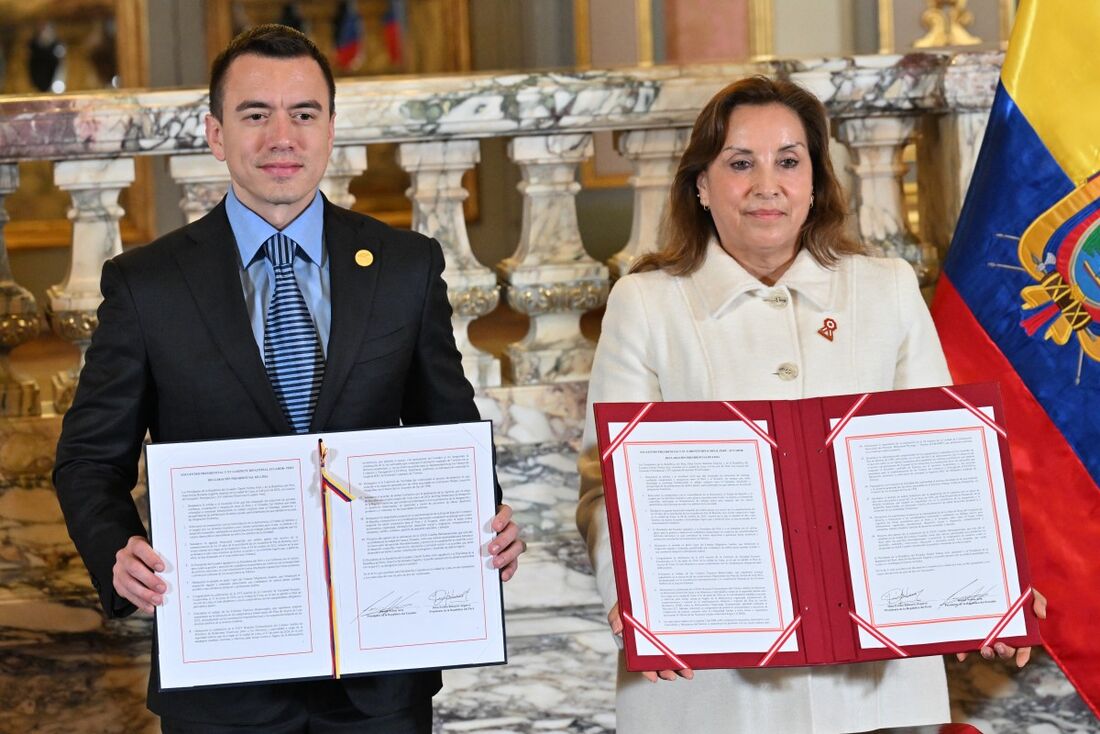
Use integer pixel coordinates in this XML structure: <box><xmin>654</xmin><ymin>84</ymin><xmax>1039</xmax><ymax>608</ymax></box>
<box><xmin>173</xmin><ymin>201</ymin><xmax>291</xmax><ymax>433</ymax></box>
<box><xmin>310</xmin><ymin>201</ymin><xmax>382</xmax><ymax>431</ymax></box>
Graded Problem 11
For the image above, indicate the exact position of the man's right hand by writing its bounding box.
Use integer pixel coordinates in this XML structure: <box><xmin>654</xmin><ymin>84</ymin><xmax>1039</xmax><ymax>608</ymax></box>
<box><xmin>113</xmin><ymin>535</ymin><xmax>167</xmax><ymax>614</ymax></box>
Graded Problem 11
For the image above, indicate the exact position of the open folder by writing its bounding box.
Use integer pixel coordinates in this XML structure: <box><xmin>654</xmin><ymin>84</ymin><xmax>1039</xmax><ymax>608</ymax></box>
<box><xmin>145</xmin><ymin>420</ymin><xmax>505</xmax><ymax>690</ymax></box>
<box><xmin>594</xmin><ymin>383</ymin><xmax>1040</xmax><ymax>671</ymax></box>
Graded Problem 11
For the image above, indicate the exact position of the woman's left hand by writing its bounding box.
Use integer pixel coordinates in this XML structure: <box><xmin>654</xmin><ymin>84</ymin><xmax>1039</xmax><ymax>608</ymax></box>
<box><xmin>955</xmin><ymin>589</ymin><xmax>1047</xmax><ymax>667</ymax></box>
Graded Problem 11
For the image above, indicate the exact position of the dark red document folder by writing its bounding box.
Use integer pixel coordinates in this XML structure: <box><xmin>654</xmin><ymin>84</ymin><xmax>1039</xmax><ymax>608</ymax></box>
<box><xmin>594</xmin><ymin>383</ymin><xmax>1041</xmax><ymax>671</ymax></box>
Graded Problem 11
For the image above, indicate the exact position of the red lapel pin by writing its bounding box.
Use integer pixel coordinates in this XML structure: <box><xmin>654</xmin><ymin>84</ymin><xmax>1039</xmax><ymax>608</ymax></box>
<box><xmin>818</xmin><ymin>317</ymin><xmax>837</xmax><ymax>341</ymax></box>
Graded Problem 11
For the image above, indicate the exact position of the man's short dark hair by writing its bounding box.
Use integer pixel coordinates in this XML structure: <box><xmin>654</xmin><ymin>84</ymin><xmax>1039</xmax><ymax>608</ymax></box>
<box><xmin>208</xmin><ymin>24</ymin><xmax>336</xmax><ymax>120</ymax></box>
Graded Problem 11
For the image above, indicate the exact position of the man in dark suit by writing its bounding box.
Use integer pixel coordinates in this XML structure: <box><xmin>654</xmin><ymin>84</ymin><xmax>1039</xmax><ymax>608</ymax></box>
<box><xmin>54</xmin><ymin>24</ymin><xmax>523</xmax><ymax>733</ymax></box>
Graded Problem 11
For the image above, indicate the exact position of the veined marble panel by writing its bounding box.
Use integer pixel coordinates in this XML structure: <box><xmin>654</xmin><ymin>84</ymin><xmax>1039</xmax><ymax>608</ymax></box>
<box><xmin>0</xmin><ymin>54</ymin><xmax>1002</xmax><ymax>162</ymax></box>
<box><xmin>475</xmin><ymin>383</ymin><xmax>587</xmax><ymax>447</ymax></box>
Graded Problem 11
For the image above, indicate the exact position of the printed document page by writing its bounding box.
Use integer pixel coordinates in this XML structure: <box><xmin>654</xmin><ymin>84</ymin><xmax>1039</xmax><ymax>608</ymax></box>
<box><xmin>831</xmin><ymin>408</ymin><xmax>1026</xmax><ymax>648</ymax></box>
<box><xmin>607</xmin><ymin>419</ymin><xmax>796</xmax><ymax>657</ymax></box>
<box><xmin>326</xmin><ymin>422</ymin><xmax>505</xmax><ymax>673</ymax></box>
<box><xmin>147</xmin><ymin>421</ymin><xmax>503</xmax><ymax>689</ymax></box>
<box><xmin>147</xmin><ymin>436</ymin><xmax>332</xmax><ymax>688</ymax></box>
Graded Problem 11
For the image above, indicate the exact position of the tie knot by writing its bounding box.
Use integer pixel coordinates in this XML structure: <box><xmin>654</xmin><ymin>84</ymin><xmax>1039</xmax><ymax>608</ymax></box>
<box><xmin>264</xmin><ymin>233</ymin><xmax>298</xmax><ymax>267</ymax></box>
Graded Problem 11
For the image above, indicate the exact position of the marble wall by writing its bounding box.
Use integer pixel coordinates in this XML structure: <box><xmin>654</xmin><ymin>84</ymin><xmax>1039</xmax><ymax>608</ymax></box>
<box><xmin>0</xmin><ymin>385</ymin><xmax>1097</xmax><ymax>732</ymax></box>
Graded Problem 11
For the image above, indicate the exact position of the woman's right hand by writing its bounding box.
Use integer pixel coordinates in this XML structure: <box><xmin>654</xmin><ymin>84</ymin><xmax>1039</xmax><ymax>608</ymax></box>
<box><xmin>609</xmin><ymin>602</ymin><xmax>695</xmax><ymax>682</ymax></box>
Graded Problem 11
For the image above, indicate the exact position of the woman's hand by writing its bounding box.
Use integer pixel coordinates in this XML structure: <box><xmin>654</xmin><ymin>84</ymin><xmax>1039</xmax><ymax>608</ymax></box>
<box><xmin>608</xmin><ymin>602</ymin><xmax>695</xmax><ymax>682</ymax></box>
<box><xmin>955</xmin><ymin>589</ymin><xmax>1047</xmax><ymax>667</ymax></box>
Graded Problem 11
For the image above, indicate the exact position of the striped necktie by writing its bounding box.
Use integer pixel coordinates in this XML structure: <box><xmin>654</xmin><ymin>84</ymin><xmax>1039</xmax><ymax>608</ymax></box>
<box><xmin>262</xmin><ymin>232</ymin><xmax>325</xmax><ymax>434</ymax></box>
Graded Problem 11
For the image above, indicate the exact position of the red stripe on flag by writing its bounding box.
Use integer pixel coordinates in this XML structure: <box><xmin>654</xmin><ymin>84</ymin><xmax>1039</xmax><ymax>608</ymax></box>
<box><xmin>933</xmin><ymin>275</ymin><xmax>1100</xmax><ymax>718</ymax></box>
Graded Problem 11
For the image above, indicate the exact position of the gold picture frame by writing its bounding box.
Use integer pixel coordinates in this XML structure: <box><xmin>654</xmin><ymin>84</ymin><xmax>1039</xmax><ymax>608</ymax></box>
<box><xmin>1</xmin><ymin>0</ymin><xmax>155</xmax><ymax>250</ymax></box>
<box><xmin>205</xmin><ymin>0</ymin><xmax>476</xmax><ymax>228</ymax></box>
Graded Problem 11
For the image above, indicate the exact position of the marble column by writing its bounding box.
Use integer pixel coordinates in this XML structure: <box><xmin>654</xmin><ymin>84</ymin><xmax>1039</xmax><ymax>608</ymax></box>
<box><xmin>46</xmin><ymin>158</ymin><xmax>135</xmax><ymax>413</ymax></box>
<box><xmin>167</xmin><ymin>153</ymin><xmax>230</xmax><ymax>223</ymax></box>
<box><xmin>319</xmin><ymin>145</ymin><xmax>368</xmax><ymax>210</ymax></box>
<box><xmin>397</xmin><ymin>140</ymin><xmax>501</xmax><ymax>388</ymax></box>
<box><xmin>833</xmin><ymin>116</ymin><xmax>938</xmax><ymax>285</ymax></box>
<box><xmin>610</xmin><ymin>128</ymin><xmax>689</xmax><ymax>279</ymax></box>
<box><xmin>0</xmin><ymin>164</ymin><xmax>41</xmax><ymax>417</ymax></box>
<box><xmin>499</xmin><ymin>134</ymin><xmax>608</xmax><ymax>385</ymax></box>
<box><xmin>916</xmin><ymin>111</ymin><xmax>989</xmax><ymax>266</ymax></box>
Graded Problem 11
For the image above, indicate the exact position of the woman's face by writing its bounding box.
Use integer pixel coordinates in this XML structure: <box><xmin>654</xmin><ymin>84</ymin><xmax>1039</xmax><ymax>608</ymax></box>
<box><xmin>696</xmin><ymin>102</ymin><xmax>814</xmax><ymax>267</ymax></box>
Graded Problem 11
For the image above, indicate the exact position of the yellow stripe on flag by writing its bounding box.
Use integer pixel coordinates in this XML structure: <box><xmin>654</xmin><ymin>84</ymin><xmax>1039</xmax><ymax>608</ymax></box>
<box><xmin>1001</xmin><ymin>0</ymin><xmax>1100</xmax><ymax>184</ymax></box>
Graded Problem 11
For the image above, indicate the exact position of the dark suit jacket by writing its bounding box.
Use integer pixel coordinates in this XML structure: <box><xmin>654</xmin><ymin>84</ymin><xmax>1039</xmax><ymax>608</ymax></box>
<box><xmin>54</xmin><ymin>197</ymin><xmax>485</xmax><ymax>724</ymax></box>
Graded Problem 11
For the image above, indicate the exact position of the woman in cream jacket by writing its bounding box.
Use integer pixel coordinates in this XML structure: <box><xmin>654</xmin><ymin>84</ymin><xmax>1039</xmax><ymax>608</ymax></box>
<box><xmin>576</xmin><ymin>77</ymin><xmax>1038</xmax><ymax>733</ymax></box>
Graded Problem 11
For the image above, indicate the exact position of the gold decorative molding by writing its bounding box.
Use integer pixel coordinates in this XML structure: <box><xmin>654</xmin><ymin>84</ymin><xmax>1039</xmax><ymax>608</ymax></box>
<box><xmin>997</xmin><ymin>0</ymin><xmax>1015</xmax><ymax>49</ymax></box>
<box><xmin>879</xmin><ymin>0</ymin><xmax>1014</xmax><ymax>54</ymax></box>
<box><xmin>635</xmin><ymin>0</ymin><xmax>654</xmax><ymax>66</ymax></box>
<box><xmin>914</xmin><ymin>0</ymin><xmax>981</xmax><ymax>48</ymax></box>
<box><xmin>573</xmin><ymin>0</ymin><xmax>592</xmax><ymax>68</ymax></box>
<box><xmin>748</xmin><ymin>0</ymin><xmax>775</xmax><ymax>59</ymax></box>
<box><xmin>879</xmin><ymin>0</ymin><xmax>897</xmax><ymax>53</ymax></box>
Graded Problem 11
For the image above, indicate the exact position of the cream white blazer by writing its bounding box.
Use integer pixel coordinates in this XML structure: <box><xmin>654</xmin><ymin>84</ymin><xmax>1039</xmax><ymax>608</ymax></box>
<box><xmin>577</xmin><ymin>242</ymin><xmax>953</xmax><ymax>734</ymax></box>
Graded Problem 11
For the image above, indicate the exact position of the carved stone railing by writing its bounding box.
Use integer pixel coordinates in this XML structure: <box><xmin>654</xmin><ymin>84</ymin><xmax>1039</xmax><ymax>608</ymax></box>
<box><xmin>0</xmin><ymin>51</ymin><xmax>1003</xmax><ymax>405</ymax></box>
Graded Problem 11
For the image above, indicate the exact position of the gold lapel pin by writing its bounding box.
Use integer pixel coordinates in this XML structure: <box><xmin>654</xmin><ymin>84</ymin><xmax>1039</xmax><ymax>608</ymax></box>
<box><xmin>355</xmin><ymin>249</ymin><xmax>374</xmax><ymax>267</ymax></box>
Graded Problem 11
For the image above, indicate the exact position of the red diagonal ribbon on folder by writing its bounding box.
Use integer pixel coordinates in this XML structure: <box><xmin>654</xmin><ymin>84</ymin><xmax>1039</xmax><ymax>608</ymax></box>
<box><xmin>722</xmin><ymin>402</ymin><xmax>778</xmax><ymax>449</ymax></box>
<box><xmin>824</xmin><ymin>393</ymin><xmax>871</xmax><ymax>447</ymax></box>
<box><xmin>940</xmin><ymin>386</ymin><xmax>1008</xmax><ymax>438</ymax></box>
<box><xmin>848</xmin><ymin>610</ymin><xmax>909</xmax><ymax>657</ymax></box>
<box><xmin>980</xmin><ymin>586</ymin><xmax>1033</xmax><ymax>649</ymax></box>
<box><xmin>601</xmin><ymin>402</ymin><xmax>655</xmax><ymax>463</ymax></box>
<box><xmin>756</xmin><ymin>614</ymin><xmax>802</xmax><ymax>666</ymax></box>
<box><xmin>620</xmin><ymin>609</ymin><xmax>690</xmax><ymax>671</ymax></box>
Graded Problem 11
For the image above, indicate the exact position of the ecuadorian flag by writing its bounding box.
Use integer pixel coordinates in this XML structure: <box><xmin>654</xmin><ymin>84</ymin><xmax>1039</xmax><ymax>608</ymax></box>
<box><xmin>932</xmin><ymin>0</ymin><xmax>1100</xmax><ymax>714</ymax></box>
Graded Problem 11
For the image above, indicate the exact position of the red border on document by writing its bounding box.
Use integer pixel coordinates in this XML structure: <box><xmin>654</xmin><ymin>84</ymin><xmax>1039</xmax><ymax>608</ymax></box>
<box><xmin>842</xmin><ymin>426</ymin><xmax>1013</xmax><ymax>630</ymax></box>
<box><xmin>170</xmin><ymin>458</ymin><xmax>315</xmax><ymax>664</ymax></box>
<box><xmin>346</xmin><ymin>446</ymin><xmax>490</xmax><ymax>652</ymax></box>
<box><xmin>620</xmin><ymin>438</ymin><xmax>786</xmax><ymax>637</ymax></box>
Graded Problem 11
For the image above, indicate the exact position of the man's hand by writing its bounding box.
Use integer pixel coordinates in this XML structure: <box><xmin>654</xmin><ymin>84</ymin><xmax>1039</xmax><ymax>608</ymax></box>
<box><xmin>956</xmin><ymin>588</ymin><xmax>1048</xmax><ymax>667</ymax></box>
<box><xmin>488</xmin><ymin>504</ymin><xmax>525</xmax><ymax>582</ymax></box>
<box><xmin>113</xmin><ymin>535</ymin><xmax>167</xmax><ymax>614</ymax></box>
<box><xmin>608</xmin><ymin>602</ymin><xmax>694</xmax><ymax>682</ymax></box>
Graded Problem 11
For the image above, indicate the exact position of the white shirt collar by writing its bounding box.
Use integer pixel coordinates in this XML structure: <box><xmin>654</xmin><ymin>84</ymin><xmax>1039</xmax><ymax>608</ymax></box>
<box><xmin>690</xmin><ymin>239</ymin><xmax>836</xmax><ymax>318</ymax></box>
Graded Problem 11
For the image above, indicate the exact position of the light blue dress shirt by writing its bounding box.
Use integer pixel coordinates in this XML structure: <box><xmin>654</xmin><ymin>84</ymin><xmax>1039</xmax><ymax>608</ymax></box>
<box><xmin>225</xmin><ymin>186</ymin><xmax>331</xmax><ymax>360</ymax></box>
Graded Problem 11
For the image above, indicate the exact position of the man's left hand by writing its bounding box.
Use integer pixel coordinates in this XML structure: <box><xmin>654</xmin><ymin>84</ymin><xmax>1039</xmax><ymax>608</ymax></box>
<box><xmin>489</xmin><ymin>504</ymin><xmax>525</xmax><ymax>582</ymax></box>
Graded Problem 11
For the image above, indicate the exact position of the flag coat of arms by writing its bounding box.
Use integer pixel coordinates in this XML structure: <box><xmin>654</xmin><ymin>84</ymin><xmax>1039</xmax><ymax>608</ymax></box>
<box><xmin>932</xmin><ymin>0</ymin><xmax>1100</xmax><ymax>716</ymax></box>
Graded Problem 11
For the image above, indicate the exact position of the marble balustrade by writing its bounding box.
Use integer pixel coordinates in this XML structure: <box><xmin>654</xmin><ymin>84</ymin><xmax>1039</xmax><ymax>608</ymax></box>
<box><xmin>7</xmin><ymin>51</ymin><xmax>1094</xmax><ymax>734</ymax></box>
<box><xmin>0</xmin><ymin>51</ymin><xmax>1005</xmax><ymax>399</ymax></box>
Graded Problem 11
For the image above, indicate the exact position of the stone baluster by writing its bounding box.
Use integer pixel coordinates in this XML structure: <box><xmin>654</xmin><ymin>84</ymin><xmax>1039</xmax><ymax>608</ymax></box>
<box><xmin>46</xmin><ymin>158</ymin><xmax>135</xmax><ymax>412</ymax></box>
<box><xmin>915</xmin><ymin>53</ymin><xmax>1001</xmax><ymax>268</ymax></box>
<box><xmin>319</xmin><ymin>145</ymin><xmax>369</xmax><ymax>209</ymax></box>
<box><xmin>916</xmin><ymin>111</ymin><xmax>989</xmax><ymax>266</ymax></box>
<box><xmin>499</xmin><ymin>134</ymin><xmax>608</xmax><ymax>385</ymax></box>
<box><xmin>833</xmin><ymin>116</ymin><xmax>937</xmax><ymax>285</ymax></box>
<box><xmin>168</xmin><ymin>154</ymin><xmax>230</xmax><ymax>222</ymax></box>
<box><xmin>397</xmin><ymin>140</ymin><xmax>501</xmax><ymax>388</ymax></box>
<box><xmin>0</xmin><ymin>164</ymin><xmax>41</xmax><ymax>416</ymax></box>
<box><xmin>610</xmin><ymin>128</ymin><xmax>689</xmax><ymax>279</ymax></box>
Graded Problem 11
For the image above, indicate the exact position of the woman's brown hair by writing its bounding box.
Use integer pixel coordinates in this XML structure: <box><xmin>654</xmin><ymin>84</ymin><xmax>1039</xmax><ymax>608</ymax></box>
<box><xmin>633</xmin><ymin>76</ymin><xmax>861</xmax><ymax>276</ymax></box>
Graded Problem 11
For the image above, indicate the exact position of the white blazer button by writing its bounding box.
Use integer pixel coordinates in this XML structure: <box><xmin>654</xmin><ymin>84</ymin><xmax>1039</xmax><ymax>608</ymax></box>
<box><xmin>776</xmin><ymin>363</ymin><xmax>799</xmax><ymax>381</ymax></box>
<box><xmin>764</xmin><ymin>291</ymin><xmax>789</xmax><ymax>308</ymax></box>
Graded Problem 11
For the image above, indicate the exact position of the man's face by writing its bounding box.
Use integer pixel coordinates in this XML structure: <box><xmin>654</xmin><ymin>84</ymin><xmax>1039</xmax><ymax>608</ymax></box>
<box><xmin>205</xmin><ymin>53</ymin><xmax>334</xmax><ymax>228</ymax></box>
